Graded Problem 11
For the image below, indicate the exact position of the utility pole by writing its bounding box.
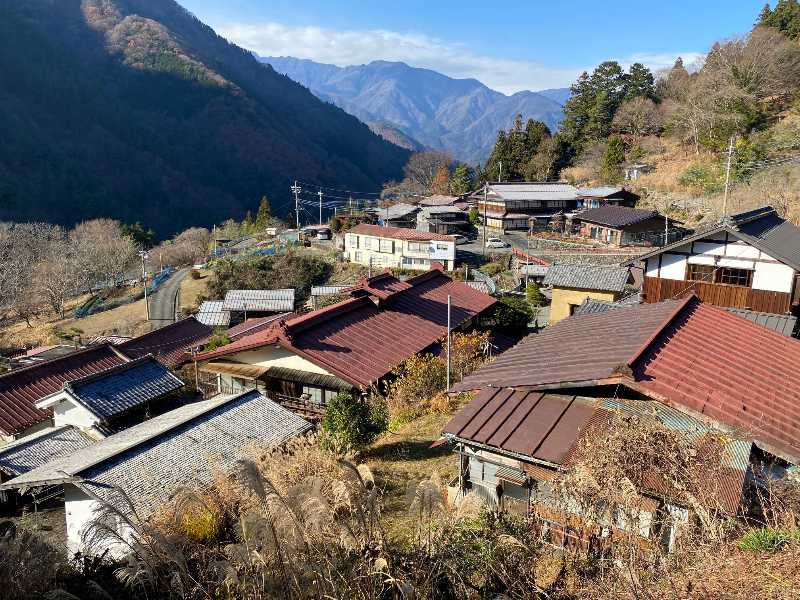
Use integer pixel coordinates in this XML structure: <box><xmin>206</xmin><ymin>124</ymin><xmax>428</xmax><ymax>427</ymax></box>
<box><xmin>318</xmin><ymin>188</ymin><xmax>323</xmax><ymax>225</ymax></box>
<box><xmin>446</xmin><ymin>294</ymin><xmax>452</xmax><ymax>389</ymax></box>
<box><xmin>482</xmin><ymin>182</ymin><xmax>488</xmax><ymax>257</ymax></box>
<box><xmin>290</xmin><ymin>181</ymin><xmax>302</xmax><ymax>229</ymax></box>
<box><xmin>139</xmin><ymin>250</ymin><xmax>150</xmax><ymax>320</ymax></box>
<box><xmin>723</xmin><ymin>135</ymin><xmax>735</xmax><ymax>217</ymax></box>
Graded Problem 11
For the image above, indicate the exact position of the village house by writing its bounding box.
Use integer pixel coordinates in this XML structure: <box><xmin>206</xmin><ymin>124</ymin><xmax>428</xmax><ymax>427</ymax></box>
<box><xmin>194</xmin><ymin>267</ymin><xmax>497</xmax><ymax>412</ymax></box>
<box><xmin>416</xmin><ymin>206</ymin><xmax>469</xmax><ymax>235</ymax></box>
<box><xmin>571</xmin><ymin>206</ymin><xmax>679</xmax><ymax>246</ymax></box>
<box><xmin>344</xmin><ymin>223</ymin><xmax>456</xmax><ymax>271</ymax></box>
<box><xmin>116</xmin><ymin>316</ymin><xmax>212</xmax><ymax>368</ymax></box>
<box><xmin>576</xmin><ymin>186</ymin><xmax>639</xmax><ymax>209</ymax></box>
<box><xmin>0</xmin><ymin>390</ymin><xmax>312</xmax><ymax>557</ymax></box>
<box><xmin>222</xmin><ymin>289</ymin><xmax>295</xmax><ymax>321</ymax></box>
<box><xmin>469</xmin><ymin>182</ymin><xmax>579</xmax><ymax>231</ymax></box>
<box><xmin>630</xmin><ymin>205</ymin><xmax>800</xmax><ymax>316</ymax></box>
<box><xmin>445</xmin><ymin>296</ymin><xmax>800</xmax><ymax>550</ymax></box>
<box><xmin>367</xmin><ymin>202</ymin><xmax>420</xmax><ymax>228</ymax></box>
<box><xmin>542</xmin><ymin>264</ymin><xmax>632</xmax><ymax>323</ymax></box>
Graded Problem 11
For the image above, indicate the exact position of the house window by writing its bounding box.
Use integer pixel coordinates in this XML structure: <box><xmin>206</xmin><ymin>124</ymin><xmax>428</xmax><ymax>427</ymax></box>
<box><xmin>407</xmin><ymin>242</ymin><xmax>425</xmax><ymax>252</ymax></box>
<box><xmin>379</xmin><ymin>239</ymin><xmax>394</xmax><ymax>253</ymax></box>
<box><xmin>686</xmin><ymin>263</ymin><xmax>715</xmax><ymax>282</ymax></box>
<box><xmin>436</xmin><ymin>243</ymin><xmax>449</xmax><ymax>251</ymax></box>
<box><xmin>301</xmin><ymin>385</ymin><xmax>323</xmax><ymax>404</ymax></box>
<box><xmin>718</xmin><ymin>267</ymin><xmax>753</xmax><ymax>287</ymax></box>
<box><xmin>347</xmin><ymin>235</ymin><xmax>359</xmax><ymax>248</ymax></box>
<box><xmin>354</xmin><ymin>251</ymin><xmax>362</xmax><ymax>262</ymax></box>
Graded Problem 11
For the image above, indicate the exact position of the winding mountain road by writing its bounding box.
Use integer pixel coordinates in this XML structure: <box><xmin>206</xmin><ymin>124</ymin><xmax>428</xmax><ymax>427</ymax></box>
<box><xmin>148</xmin><ymin>267</ymin><xmax>190</xmax><ymax>328</ymax></box>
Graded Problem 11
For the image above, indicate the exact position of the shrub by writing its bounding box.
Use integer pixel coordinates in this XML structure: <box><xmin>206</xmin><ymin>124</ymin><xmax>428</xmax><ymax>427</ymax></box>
<box><xmin>738</xmin><ymin>528</ymin><xmax>800</xmax><ymax>552</ymax></box>
<box><xmin>679</xmin><ymin>160</ymin><xmax>725</xmax><ymax>193</ymax></box>
<box><xmin>203</xmin><ymin>327</ymin><xmax>230</xmax><ymax>351</ymax></box>
<box><xmin>385</xmin><ymin>353</ymin><xmax>447</xmax><ymax>419</ymax></box>
<box><xmin>321</xmin><ymin>393</ymin><xmax>387</xmax><ymax>453</ymax></box>
<box><xmin>450</xmin><ymin>330</ymin><xmax>491</xmax><ymax>381</ymax></box>
<box><xmin>493</xmin><ymin>296</ymin><xmax>533</xmax><ymax>330</ymax></box>
<box><xmin>525</xmin><ymin>282</ymin><xmax>545</xmax><ymax>308</ymax></box>
<box><xmin>189</xmin><ymin>269</ymin><xmax>202</xmax><ymax>279</ymax></box>
<box><xmin>480</xmin><ymin>262</ymin><xmax>503</xmax><ymax>276</ymax></box>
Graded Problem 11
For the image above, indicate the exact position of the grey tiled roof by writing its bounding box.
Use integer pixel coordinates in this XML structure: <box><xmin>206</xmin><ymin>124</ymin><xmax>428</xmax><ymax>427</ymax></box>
<box><xmin>488</xmin><ymin>182</ymin><xmax>578</xmax><ymax>202</ymax></box>
<box><xmin>66</xmin><ymin>356</ymin><xmax>184</xmax><ymax>420</ymax></box>
<box><xmin>725</xmin><ymin>308</ymin><xmax>798</xmax><ymax>338</ymax></box>
<box><xmin>223</xmin><ymin>289</ymin><xmax>296</xmax><ymax>312</ymax></box>
<box><xmin>576</xmin><ymin>206</ymin><xmax>659</xmax><ymax>228</ymax></box>
<box><xmin>0</xmin><ymin>426</ymin><xmax>94</xmax><ymax>477</ymax></box>
<box><xmin>3</xmin><ymin>391</ymin><xmax>312</xmax><ymax>517</ymax></box>
<box><xmin>367</xmin><ymin>203</ymin><xmax>419</xmax><ymax>220</ymax></box>
<box><xmin>196</xmin><ymin>301</ymin><xmax>231</xmax><ymax>327</ymax></box>
<box><xmin>543</xmin><ymin>264</ymin><xmax>631</xmax><ymax>293</ymax></box>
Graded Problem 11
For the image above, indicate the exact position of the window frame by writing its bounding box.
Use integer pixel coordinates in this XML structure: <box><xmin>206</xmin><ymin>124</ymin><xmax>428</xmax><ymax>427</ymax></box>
<box><xmin>686</xmin><ymin>263</ymin><xmax>716</xmax><ymax>282</ymax></box>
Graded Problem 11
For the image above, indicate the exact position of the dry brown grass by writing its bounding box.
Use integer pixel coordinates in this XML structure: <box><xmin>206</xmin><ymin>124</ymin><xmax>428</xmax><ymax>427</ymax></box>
<box><xmin>178</xmin><ymin>267</ymin><xmax>210</xmax><ymax>313</ymax></box>
<box><xmin>1</xmin><ymin>292</ymin><xmax>151</xmax><ymax>347</ymax></box>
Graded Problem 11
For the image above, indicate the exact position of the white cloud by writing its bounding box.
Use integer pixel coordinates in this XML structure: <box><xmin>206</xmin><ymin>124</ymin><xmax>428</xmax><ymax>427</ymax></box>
<box><xmin>214</xmin><ymin>21</ymin><xmax>701</xmax><ymax>94</ymax></box>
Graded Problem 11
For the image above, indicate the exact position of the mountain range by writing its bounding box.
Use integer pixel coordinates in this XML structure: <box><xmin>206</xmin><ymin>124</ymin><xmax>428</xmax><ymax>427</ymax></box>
<box><xmin>0</xmin><ymin>0</ymin><xmax>408</xmax><ymax>237</ymax></box>
<box><xmin>261</xmin><ymin>57</ymin><xmax>569</xmax><ymax>164</ymax></box>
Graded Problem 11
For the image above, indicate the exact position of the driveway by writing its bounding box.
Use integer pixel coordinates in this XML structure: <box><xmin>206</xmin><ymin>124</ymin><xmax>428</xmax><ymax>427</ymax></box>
<box><xmin>148</xmin><ymin>267</ymin><xmax>191</xmax><ymax>328</ymax></box>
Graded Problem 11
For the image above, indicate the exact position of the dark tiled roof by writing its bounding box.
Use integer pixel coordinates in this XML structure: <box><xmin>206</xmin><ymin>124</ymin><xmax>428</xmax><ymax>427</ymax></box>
<box><xmin>724</xmin><ymin>308</ymin><xmax>798</xmax><ymax>337</ymax></box>
<box><xmin>348</xmin><ymin>223</ymin><xmax>455</xmax><ymax>242</ymax></box>
<box><xmin>574</xmin><ymin>293</ymin><xmax>641</xmax><ymax>316</ymax></box>
<box><xmin>576</xmin><ymin>206</ymin><xmax>659</xmax><ymax>228</ymax></box>
<box><xmin>198</xmin><ymin>270</ymin><xmax>496</xmax><ymax>387</ymax></box>
<box><xmin>0</xmin><ymin>344</ymin><xmax>128</xmax><ymax>435</ymax></box>
<box><xmin>0</xmin><ymin>426</ymin><xmax>94</xmax><ymax>477</ymax></box>
<box><xmin>1</xmin><ymin>391</ymin><xmax>312</xmax><ymax>518</ymax></box>
<box><xmin>65</xmin><ymin>356</ymin><xmax>184</xmax><ymax>420</ymax></box>
<box><xmin>119</xmin><ymin>317</ymin><xmax>211</xmax><ymax>368</ymax></box>
<box><xmin>632</xmin><ymin>205</ymin><xmax>800</xmax><ymax>271</ymax></box>
<box><xmin>543</xmin><ymin>264</ymin><xmax>631</xmax><ymax>292</ymax></box>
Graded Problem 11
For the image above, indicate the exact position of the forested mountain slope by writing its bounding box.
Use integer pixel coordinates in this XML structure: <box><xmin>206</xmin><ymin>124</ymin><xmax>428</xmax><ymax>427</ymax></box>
<box><xmin>0</xmin><ymin>0</ymin><xmax>409</xmax><ymax>237</ymax></box>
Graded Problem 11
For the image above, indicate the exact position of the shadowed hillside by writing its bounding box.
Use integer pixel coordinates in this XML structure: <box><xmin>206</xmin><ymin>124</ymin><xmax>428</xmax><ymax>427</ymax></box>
<box><xmin>0</xmin><ymin>0</ymin><xmax>409</xmax><ymax>237</ymax></box>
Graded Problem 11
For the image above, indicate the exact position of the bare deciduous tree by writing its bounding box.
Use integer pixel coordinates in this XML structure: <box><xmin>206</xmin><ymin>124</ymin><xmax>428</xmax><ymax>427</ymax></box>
<box><xmin>612</xmin><ymin>97</ymin><xmax>664</xmax><ymax>142</ymax></box>
<box><xmin>72</xmin><ymin>219</ymin><xmax>138</xmax><ymax>289</ymax></box>
<box><xmin>401</xmin><ymin>151</ymin><xmax>453</xmax><ymax>195</ymax></box>
<box><xmin>34</xmin><ymin>230</ymin><xmax>87</xmax><ymax>319</ymax></box>
<box><xmin>156</xmin><ymin>227</ymin><xmax>211</xmax><ymax>268</ymax></box>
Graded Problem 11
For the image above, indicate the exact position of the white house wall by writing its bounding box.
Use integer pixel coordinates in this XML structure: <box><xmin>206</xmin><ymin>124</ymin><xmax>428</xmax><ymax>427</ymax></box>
<box><xmin>65</xmin><ymin>484</ymin><xmax>134</xmax><ymax>558</ymax></box>
<box><xmin>53</xmin><ymin>398</ymin><xmax>99</xmax><ymax>429</ymax></box>
<box><xmin>649</xmin><ymin>233</ymin><xmax>796</xmax><ymax>293</ymax></box>
<box><xmin>234</xmin><ymin>346</ymin><xmax>335</xmax><ymax>376</ymax></box>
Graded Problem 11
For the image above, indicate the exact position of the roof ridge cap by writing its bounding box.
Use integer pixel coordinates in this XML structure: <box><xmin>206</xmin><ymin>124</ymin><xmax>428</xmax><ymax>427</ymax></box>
<box><xmin>285</xmin><ymin>296</ymin><xmax>372</xmax><ymax>335</ymax></box>
<box><xmin>625</xmin><ymin>296</ymin><xmax>697</xmax><ymax>369</ymax></box>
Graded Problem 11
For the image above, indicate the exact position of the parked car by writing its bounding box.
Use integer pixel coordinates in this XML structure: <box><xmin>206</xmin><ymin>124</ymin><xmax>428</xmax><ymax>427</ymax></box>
<box><xmin>485</xmin><ymin>237</ymin><xmax>508</xmax><ymax>248</ymax></box>
<box><xmin>453</xmin><ymin>234</ymin><xmax>468</xmax><ymax>245</ymax></box>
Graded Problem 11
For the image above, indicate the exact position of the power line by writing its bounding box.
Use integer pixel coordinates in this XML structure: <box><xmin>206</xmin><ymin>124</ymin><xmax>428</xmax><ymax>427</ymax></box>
<box><xmin>293</xmin><ymin>179</ymin><xmax>383</xmax><ymax>197</ymax></box>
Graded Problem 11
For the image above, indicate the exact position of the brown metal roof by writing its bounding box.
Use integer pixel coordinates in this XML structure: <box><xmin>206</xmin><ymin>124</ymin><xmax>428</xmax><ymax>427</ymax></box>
<box><xmin>452</xmin><ymin>298</ymin><xmax>688</xmax><ymax>392</ymax></box>
<box><xmin>119</xmin><ymin>316</ymin><xmax>211</xmax><ymax>368</ymax></box>
<box><xmin>444</xmin><ymin>389</ymin><xmax>597</xmax><ymax>465</ymax></box>
<box><xmin>348</xmin><ymin>223</ymin><xmax>456</xmax><ymax>242</ymax></box>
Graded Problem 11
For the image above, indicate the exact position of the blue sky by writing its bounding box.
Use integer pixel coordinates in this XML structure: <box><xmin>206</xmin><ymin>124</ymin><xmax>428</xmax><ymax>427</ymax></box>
<box><xmin>180</xmin><ymin>0</ymin><xmax>765</xmax><ymax>93</ymax></box>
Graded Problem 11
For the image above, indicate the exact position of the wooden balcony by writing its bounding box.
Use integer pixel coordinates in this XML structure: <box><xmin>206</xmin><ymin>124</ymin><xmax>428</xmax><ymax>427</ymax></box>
<box><xmin>643</xmin><ymin>276</ymin><xmax>792</xmax><ymax>314</ymax></box>
<box><xmin>197</xmin><ymin>380</ymin><xmax>325</xmax><ymax>419</ymax></box>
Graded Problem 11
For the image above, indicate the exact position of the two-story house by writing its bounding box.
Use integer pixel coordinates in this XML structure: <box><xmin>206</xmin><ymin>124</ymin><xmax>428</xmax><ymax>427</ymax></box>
<box><xmin>469</xmin><ymin>182</ymin><xmax>579</xmax><ymax>231</ymax></box>
<box><xmin>344</xmin><ymin>224</ymin><xmax>456</xmax><ymax>271</ymax></box>
<box><xmin>630</xmin><ymin>206</ymin><xmax>800</xmax><ymax>315</ymax></box>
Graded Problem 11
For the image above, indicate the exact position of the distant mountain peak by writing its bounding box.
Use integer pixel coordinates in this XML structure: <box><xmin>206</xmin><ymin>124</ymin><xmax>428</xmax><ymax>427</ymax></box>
<box><xmin>261</xmin><ymin>55</ymin><xmax>567</xmax><ymax>163</ymax></box>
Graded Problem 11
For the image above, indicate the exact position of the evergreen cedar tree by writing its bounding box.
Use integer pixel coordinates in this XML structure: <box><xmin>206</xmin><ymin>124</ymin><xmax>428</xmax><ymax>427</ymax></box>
<box><xmin>759</xmin><ymin>0</ymin><xmax>800</xmax><ymax>40</ymax></box>
<box><xmin>602</xmin><ymin>136</ymin><xmax>626</xmax><ymax>182</ymax></box>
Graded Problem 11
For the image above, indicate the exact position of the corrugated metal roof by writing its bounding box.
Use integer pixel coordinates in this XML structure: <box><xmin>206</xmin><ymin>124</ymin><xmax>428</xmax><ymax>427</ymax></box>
<box><xmin>196</xmin><ymin>301</ymin><xmax>231</xmax><ymax>327</ymax></box>
<box><xmin>348</xmin><ymin>223</ymin><xmax>455</xmax><ymax>242</ymax></box>
<box><xmin>577</xmin><ymin>187</ymin><xmax>627</xmax><ymax>197</ymax></box>
<box><xmin>311</xmin><ymin>285</ymin><xmax>350</xmax><ymax>296</ymax></box>
<box><xmin>0</xmin><ymin>426</ymin><xmax>94</xmax><ymax>477</ymax></box>
<box><xmin>543</xmin><ymin>264</ymin><xmax>630</xmax><ymax>292</ymax></box>
<box><xmin>367</xmin><ymin>202</ymin><xmax>419</xmax><ymax>220</ymax></box>
<box><xmin>724</xmin><ymin>308</ymin><xmax>798</xmax><ymax>337</ymax></box>
<box><xmin>466</xmin><ymin>281</ymin><xmax>490</xmax><ymax>294</ymax></box>
<box><xmin>0</xmin><ymin>344</ymin><xmax>128</xmax><ymax>435</ymax></box>
<box><xmin>264</xmin><ymin>366</ymin><xmax>353</xmax><ymax>391</ymax></box>
<box><xmin>65</xmin><ymin>356</ymin><xmax>184</xmax><ymax>420</ymax></box>
<box><xmin>576</xmin><ymin>206</ymin><xmax>660</xmax><ymax>228</ymax></box>
<box><xmin>87</xmin><ymin>335</ymin><xmax>132</xmax><ymax>346</ymax></box>
<box><xmin>119</xmin><ymin>317</ymin><xmax>211</xmax><ymax>368</ymax></box>
<box><xmin>199</xmin><ymin>270</ymin><xmax>496</xmax><ymax>388</ymax></box>
<box><xmin>222</xmin><ymin>289</ymin><xmax>295</xmax><ymax>313</ymax></box>
<box><xmin>1</xmin><ymin>391</ymin><xmax>312</xmax><ymax>519</ymax></box>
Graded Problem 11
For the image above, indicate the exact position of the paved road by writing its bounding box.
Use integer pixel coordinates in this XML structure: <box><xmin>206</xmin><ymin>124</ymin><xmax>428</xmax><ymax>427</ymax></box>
<box><xmin>148</xmin><ymin>267</ymin><xmax>191</xmax><ymax>328</ymax></box>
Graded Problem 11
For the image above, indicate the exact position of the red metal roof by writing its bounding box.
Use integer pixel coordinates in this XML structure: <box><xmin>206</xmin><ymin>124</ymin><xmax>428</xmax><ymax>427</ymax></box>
<box><xmin>197</xmin><ymin>270</ymin><xmax>496</xmax><ymax>387</ymax></box>
<box><xmin>453</xmin><ymin>295</ymin><xmax>800</xmax><ymax>463</ymax></box>
<box><xmin>348</xmin><ymin>223</ymin><xmax>456</xmax><ymax>242</ymax></box>
<box><xmin>226</xmin><ymin>314</ymin><xmax>291</xmax><ymax>341</ymax></box>
<box><xmin>632</xmin><ymin>300</ymin><xmax>800</xmax><ymax>462</ymax></box>
<box><xmin>118</xmin><ymin>317</ymin><xmax>211</xmax><ymax>369</ymax></box>
<box><xmin>0</xmin><ymin>344</ymin><xmax>128</xmax><ymax>434</ymax></box>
